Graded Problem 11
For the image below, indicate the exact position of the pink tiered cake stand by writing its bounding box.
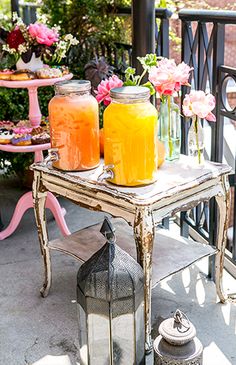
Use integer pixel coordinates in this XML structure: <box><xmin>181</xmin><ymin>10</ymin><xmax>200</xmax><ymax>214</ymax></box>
<box><xmin>0</xmin><ymin>74</ymin><xmax>73</xmax><ymax>239</ymax></box>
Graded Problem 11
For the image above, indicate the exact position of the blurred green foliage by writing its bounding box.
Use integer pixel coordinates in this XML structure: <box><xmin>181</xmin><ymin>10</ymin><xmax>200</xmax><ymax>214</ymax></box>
<box><xmin>40</xmin><ymin>0</ymin><xmax>131</xmax><ymax>76</ymax></box>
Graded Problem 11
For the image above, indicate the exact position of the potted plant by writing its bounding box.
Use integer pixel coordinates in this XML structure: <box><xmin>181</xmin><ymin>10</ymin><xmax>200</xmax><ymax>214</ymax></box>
<box><xmin>1</xmin><ymin>13</ymin><xmax>78</xmax><ymax>71</ymax></box>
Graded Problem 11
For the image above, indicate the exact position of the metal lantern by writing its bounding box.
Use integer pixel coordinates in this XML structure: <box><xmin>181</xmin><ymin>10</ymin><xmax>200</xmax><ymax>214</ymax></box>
<box><xmin>77</xmin><ymin>217</ymin><xmax>145</xmax><ymax>365</ymax></box>
<box><xmin>154</xmin><ymin>310</ymin><xmax>203</xmax><ymax>365</ymax></box>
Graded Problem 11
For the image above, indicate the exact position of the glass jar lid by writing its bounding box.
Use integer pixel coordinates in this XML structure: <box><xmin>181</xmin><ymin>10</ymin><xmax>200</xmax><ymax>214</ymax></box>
<box><xmin>55</xmin><ymin>80</ymin><xmax>91</xmax><ymax>94</ymax></box>
<box><xmin>110</xmin><ymin>86</ymin><xmax>150</xmax><ymax>101</ymax></box>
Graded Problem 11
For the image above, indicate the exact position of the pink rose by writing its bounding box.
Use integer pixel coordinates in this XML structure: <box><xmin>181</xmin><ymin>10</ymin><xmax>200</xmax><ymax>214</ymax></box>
<box><xmin>28</xmin><ymin>23</ymin><xmax>59</xmax><ymax>46</ymax></box>
<box><xmin>96</xmin><ymin>75</ymin><xmax>123</xmax><ymax>105</ymax></box>
<box><xmin>148</xmin><ymin>58</ymin><xmax>193</xmax><ymax>96</ymax></box>
<box><xmin>182</xmin><ymin>90</ymin><xmax>216</xmax><ymax>121</ymax></box>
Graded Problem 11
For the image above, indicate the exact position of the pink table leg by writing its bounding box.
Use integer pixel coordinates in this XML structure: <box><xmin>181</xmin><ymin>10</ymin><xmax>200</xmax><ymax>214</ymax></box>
<box><xmin>0</xmin><ymin>191</ymin><xmax>70</xmax><ymax>240</ymax></box>
<box><xmin>28</xmin><ymin>86</ymin><xmax>41</xmax><ymax>127</ymax></box>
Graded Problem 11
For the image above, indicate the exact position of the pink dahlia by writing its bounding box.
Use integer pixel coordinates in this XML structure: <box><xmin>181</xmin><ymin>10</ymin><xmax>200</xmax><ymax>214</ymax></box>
<box><xmin>96</xmin><ymin>75</ymin><xmax>123</xmax><ymax>105</ymax></box>
<box><xmin>28</xmin><ymin>23</ymin><xmax>59</xmax><ymax>46</ymax></box>
<box><xmin>182</xmin><ymin>90</ymin><xmax>216</xmax><ymax>121</ymax></box>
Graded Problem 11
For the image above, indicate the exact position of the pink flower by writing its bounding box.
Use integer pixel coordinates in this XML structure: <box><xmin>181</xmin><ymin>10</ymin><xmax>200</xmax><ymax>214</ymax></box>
<box><xmin>182</xmin><ymin>90</ymin><xmax>216</xmax><ymax>121</ymax></box>
<box><xmin>174</xmin><ymin>62</ymin><xmax>193</xmax><ymax>86</ymax></box>
<box><xmin>96</xmin><ymin>75</ymin><xmax>123</xmax><ymax>105</ymax></box>
<box><xmin>28</xmin><ymin>23</ymin><xmax>59</xmax><ymax>46</ymax></box>
<box><xmin>148</xmin><ymin>58</ymin><xmax>193</xmax><ymax>96</ymax></box>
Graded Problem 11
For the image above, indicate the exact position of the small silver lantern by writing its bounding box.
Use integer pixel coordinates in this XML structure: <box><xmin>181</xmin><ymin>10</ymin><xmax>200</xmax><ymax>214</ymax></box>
<box><xmin>77</xmin><ymin>217</ymin><xmax>145</xmax><ymax>365</ymax></box>
<box><xmin>154</xmin><ymin>310</ymin><xmax>203</xmax><ymax>365</ymax></box>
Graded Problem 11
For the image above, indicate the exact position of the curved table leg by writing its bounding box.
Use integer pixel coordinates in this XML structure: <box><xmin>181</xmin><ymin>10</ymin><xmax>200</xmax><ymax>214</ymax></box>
<box><xmin>33</xmin><ymin>171</ymin><xmax>52</xmax><ymax>297</ymax></box>
<box><xmin>0</xmin><ymin>191</ymin><xmax>70</xmax><ymax>240</ymax></box>
<box><xmin>215</xmin><ymin>175</ymin><xmax>231</xmax><ymax>303</ymax></box>
<box><xmin>46</xmin><ymin>192</ymin><xmax>70</xmax><ymax>236</ymax></box>
<box><xmin>0</xmin><ymin>191</ymin><xmax>33</xmax><ymax>240</ymax></box>
<box><xmin>133</xmin><ymin>207</ymin><xmax>155</xmax><ymax>353</ymax></box>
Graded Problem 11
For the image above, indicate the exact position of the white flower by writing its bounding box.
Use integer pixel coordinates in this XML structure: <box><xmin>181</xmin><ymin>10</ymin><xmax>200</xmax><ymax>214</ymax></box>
<box><xmin>12</xmin><ymin>12</ymin><xmax>19</xmax><ymax>22</ymax></box>
<box><xmin>71</xmin><ymin>38</ymin><xmax>79</xmax><ymax>45</ymax></box>
<box><xmin>37</xmin><ymin>14</ymin><xmax>48</xmax><ymax>24</ymax></box>
<box><xmin>3</xmin><ymin>44</ymin><xmax>16</xmax><ymax>54</ymax></box>
<box><xmin>64</xmin><ymin>34</ymin><xmax>73</xmax><ymax>41</ymax></box>
<box><xmin>64</xmin><ymin>34</ymin><xmax>79</xmax><ymax>45</ymax></box>
<box><xmin>18</xmin><ymin>44</ymin><xmax>27</xmax><ymax>54</ymax></box>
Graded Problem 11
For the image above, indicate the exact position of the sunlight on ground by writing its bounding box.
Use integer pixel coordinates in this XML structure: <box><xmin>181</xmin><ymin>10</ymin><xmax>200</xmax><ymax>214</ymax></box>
<box><xmin>204</xmin><ymin>343</ymin><xmax>233</xmax><ymax>365</ymax></box>
<box><xmin>32</xmin><ymin>355</ymin><xmax>74</xmax><ymax>365</ymax></box>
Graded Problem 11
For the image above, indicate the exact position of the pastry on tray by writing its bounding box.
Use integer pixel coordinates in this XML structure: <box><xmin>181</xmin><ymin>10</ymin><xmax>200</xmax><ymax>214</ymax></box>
<box><xmin>31</xmin><ymin>126</ymin><xmax>44</xmax><ymax>135</ymax></box>
<box><xmin>11</xmin><ymin>133</ymin><xmax>32</xmax><ymax>146</ymax></box>
<box><xmin>31</xmin><ymin>131</ymin><xmax>50</xmax><ymax>145</ymax></box>
<box><xmin>53</xmin><ymin>65</ymin><xmax>69</xmax><ymax>75</ymax></box>
<box><xmin>13</xmin><ymin>127</ymin><xmax>32</xmax><ymax>135</ymax></box>
<box><xmin>0</xmin><ymin>121</ymin><xmax>14</xmax><ymax>130</ymax></box>
<box><xmin>10</xmin><ymin>69</ymin><xmax>35</xmax><ymax>81</ymax></box>
<box><xmin>0</xmin><ymin>70</ymin><xmax>14</xmax><ymax>81</ymax></box>
<box><xmin>36</xmin><ymin>67</ymin><xmax>62</xmax><ymax>79</ymax></box>
<box><xmin>0</xmin><ymin>128</ymin><xmax>14</xmax><ymax>144</ymax></box>
<box><xmin>15</xmin><ymin>119</ymin><xmax>31</xmax><ymax>128</ymax></box>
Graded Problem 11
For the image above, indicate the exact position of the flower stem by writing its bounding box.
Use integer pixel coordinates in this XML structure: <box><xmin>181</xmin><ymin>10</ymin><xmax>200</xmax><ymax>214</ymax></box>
<box><xmin>194</xmin><ymin>116</ymin><xmax>201</xmax><ymax>164</ymax></box>
<box><xmin>137</xmin><ymin>69</ymin><xmax>147</xmax><ymax>86</ymax></box>
<box><xmin>167</xmin><ymin>95</ymin><xmax>173</xmax><ymax>158</ymax></box>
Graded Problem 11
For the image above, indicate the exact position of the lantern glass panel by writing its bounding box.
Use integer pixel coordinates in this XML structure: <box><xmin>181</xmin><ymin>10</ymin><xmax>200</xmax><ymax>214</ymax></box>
<box><xmin>78</xmin><ymin>305</ymin><xmax>88</xmax><ymax>365</ymax></box>
<box><xmin>111</xmin><ymin>302</ymin><xmax>134</xmax><ymax>364</ymax></box>
<box><xmin>87</xmin><ymin>298</ymin><xmax>110</xmax><ymax>364</ymax></box>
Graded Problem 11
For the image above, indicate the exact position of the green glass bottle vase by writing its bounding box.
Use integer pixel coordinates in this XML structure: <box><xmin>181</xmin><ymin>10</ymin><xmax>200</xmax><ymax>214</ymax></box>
<box><xmin>158</xmin><ymin>95</ymin><xmax>181</xmax><ymax>161</ymax></box>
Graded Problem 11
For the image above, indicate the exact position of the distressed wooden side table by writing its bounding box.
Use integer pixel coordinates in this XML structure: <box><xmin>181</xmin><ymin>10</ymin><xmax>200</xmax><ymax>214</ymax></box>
<box><xmin>32</xmin><ymin>154</ymin><xmax>231</xmax><ymax>351</ymax></box>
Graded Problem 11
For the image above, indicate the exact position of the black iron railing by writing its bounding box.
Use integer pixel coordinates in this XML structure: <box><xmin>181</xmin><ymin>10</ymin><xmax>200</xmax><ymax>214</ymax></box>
<box><xmin>179</xmin><ymin>9</ymin><xmax>236</xmax><ymax>273</ymax></box>
<box><xmin>218</xmin><ymin>65</ymin><xmax>236</xmax><ymax>263</ymax></box>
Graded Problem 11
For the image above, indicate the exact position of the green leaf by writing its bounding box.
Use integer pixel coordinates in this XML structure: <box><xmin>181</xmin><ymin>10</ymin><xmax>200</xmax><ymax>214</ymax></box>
<box><xmin>137</xmin><ymin>53</ymin><xmax>158</xmax><ymax>70</ymax></box>
<box><xmin>125</xmin><ymin>67</ymin><xmax>136</xmax><ymax>76</ymax></box>
<box><xmin>141</xmin><ymin>81</ymin><xmax>156</xmax><ymax>96</ymax></box>
<box><xmin>123</xmin><ymin>79</ymin><xmax>137</xmax><ymax>86</ymax></box>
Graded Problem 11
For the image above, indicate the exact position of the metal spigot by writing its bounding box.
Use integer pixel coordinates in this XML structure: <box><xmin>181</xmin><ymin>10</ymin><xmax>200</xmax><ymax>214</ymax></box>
<box><xmin>43</xmin><ymin>148</ymin><xmax>59</xmax><ymax>166</ymax></box>
<box><xmin>97</xmin><ymin>164</ymin><xmax>114</xmax><ymax>182</ymax></box>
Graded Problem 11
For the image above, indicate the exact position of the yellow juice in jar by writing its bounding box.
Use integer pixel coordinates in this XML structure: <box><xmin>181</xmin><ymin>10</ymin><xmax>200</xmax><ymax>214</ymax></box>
<box><xmin>104</xmin><ymin>99</ymin><xmax>158</xmax><ymax>186</ymax></box>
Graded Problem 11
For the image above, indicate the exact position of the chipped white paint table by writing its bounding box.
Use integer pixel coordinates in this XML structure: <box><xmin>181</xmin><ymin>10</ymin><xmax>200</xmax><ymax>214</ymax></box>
<box><xmin>32</xmin><ymin>154</ymin><xmax>231</xmax><ymax>351</ymax></box>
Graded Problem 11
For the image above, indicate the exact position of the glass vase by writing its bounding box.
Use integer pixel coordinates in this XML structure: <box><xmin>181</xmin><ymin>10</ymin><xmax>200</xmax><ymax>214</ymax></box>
<box><xmin>158</xmin><ymin>95</ymin><xmax>181</xmax><ymax>161</ymax></box>
<box><xmin>188</xmin><ymin>116</ymin><xmax>205</xmax><ymax>165</ymax></box>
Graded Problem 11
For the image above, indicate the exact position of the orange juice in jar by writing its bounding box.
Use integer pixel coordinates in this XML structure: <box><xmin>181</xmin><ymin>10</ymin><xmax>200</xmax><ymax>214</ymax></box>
<box><xmin>103</xmin><ymin>86</ymin><xmax>158</xmax><ymax>186</ymax></box>
<box><xmin>49</xmin><ymin>80</ymin><xmax>100</xmax><ymax>171</ymax></box>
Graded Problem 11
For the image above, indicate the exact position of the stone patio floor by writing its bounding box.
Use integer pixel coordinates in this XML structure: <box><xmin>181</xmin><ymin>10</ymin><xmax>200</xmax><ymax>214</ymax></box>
<box><xmin>0</xmin><ymin>177</ymin><xmax>236</xmax><ymax>365</ymax></box>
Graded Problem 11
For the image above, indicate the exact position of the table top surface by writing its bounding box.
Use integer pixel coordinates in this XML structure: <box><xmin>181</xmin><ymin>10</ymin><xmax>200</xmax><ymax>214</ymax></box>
<box><xmin>32</xmin><ymin>155</ymin><xmax>231</xmax><ymax>206</ymax></box>
<box><xmin>0</xmin><ymin>73</ymin><xmax>73</xmax><ymax>89</ymax></box>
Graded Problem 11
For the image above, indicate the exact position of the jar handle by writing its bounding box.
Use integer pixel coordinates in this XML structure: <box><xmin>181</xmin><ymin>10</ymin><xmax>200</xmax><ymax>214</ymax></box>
<box><xmin>97</xmin><ymin>164</ymin><xmax>114</xmax><ymax>182</ymax></box>
<box><xmin>42</xmin><ymin>148</ymin><xmax>59</xmax><ymax>166</ymax></box>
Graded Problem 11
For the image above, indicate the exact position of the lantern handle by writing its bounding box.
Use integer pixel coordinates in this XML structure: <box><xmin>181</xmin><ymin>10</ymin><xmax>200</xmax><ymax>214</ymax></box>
<box><xmin>174</xmin><ymin>309</ymin><xmax>191</xmax><ymax>330</ymax></box>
